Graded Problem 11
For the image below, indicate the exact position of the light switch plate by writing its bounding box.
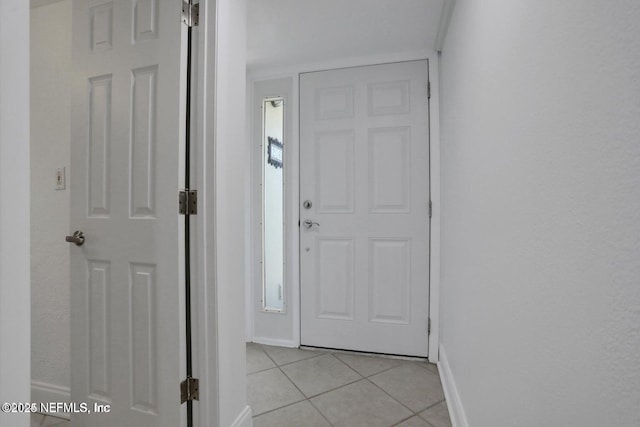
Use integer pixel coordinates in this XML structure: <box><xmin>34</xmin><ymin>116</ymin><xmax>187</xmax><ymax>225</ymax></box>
<box><xmin>55</xmin><ymin>167</ymin><xmax>66</xmax><ymax>190</ymax></box>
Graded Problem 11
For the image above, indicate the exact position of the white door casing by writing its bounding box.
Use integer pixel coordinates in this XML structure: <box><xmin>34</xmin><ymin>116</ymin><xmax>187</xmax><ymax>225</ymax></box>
<box><xmin>300</xmin><ymin>61</ymin><xmax>430</xmax><ymax>357</ymax></box>
<box><xmin>70</xmin><ymin>1</ymin><xmax>183</xmax><ymax>426</ymax></box>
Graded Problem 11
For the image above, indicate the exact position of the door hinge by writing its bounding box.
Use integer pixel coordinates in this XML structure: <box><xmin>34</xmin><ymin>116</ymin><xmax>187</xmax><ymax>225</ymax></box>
<box><xmin>180</xmin><ymin>377</ymin><xmax>200</xmax><ymax>403</ymax></box>
<box><xmin>428</xmin><ymin>200</ymin><xmax>433</xmax><ymax>218</ymax></box>
<box><xmin>182</xmin><ymin>1</ymin><xmax>199</xmax><ymax>27</ymax></box>
<box><xmin>427</xmin><ymin>318</ymin><xmax>431</xmax><ymax>335</ymax></box>
<box><xmin>427</xmin><ymin>81</ymin><xmax>431</xmax><ymax>100</ymax></box>
<box><xmin>179</xmin><ymin>190</ymin><xmax>197</xmax><ymax>215</ymax></box>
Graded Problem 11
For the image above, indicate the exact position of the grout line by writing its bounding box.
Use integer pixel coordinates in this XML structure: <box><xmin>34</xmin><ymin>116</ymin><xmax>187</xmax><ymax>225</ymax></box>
<box><xmin>248</xmin><ymin>344</ymin><xmax>450</xmax><ymax>426</ymax></box>
<box><xmin>276</xmin><ymin>365</ymin><xmax>307</xmax><ymax>397</ymax></box>
<box><xmin>255</xmin><ymin>344</ymin><xmax>280</xmax><ymax>366</ymax></box>
<box><xmin>250</xmin><ymin>397</ymin><xmax>307</xmax><ymax>418</ymax></box>
<box><xmin>363</xmin><ymin>363</ymin><xmax>403</xmax><ymax>379</ymax></box>
<box><xmin>422</xmin><ymin>418</ymin><xmax>437</xmax><ymax>427</ymax></box>
<box><xmin>391</xmin><ymin>414</ymin><xmax>435</xmax><ymax>427</ymax></box>
<box><xmin>248</xmin><ymin>345</ymin><xmax>308</xmax><ymax>418</ymax></box>
<box><xmin>329</xmin><ymin>352</ymin><xmax>367</xmax><ymax>378</ymax></box>
<box><xmin>414</xmin><ymin>398</ymin><xmax>446</xmax><ymax>416</ymax></box>
<box><xmin>332</xmin><ymin>350</ymin><xmax>416</xmax><ymax>379</ymax></box>
<box><xmin>271</xmin><ymin>358</ymin><xmax>336</xmax><ymax>426</ymax></box>
<box><xmin>274</xmin><ymin>353</ymin><xmax>364</xmax><ymax>400</ymax></box>
<box><xmin>392</xmin><ymin>414</ymin><xmax>418</xmax><ymax>426</ymax></box>
<box><xmin>417</xmin><ymin>414</ymin><xmax>437</xmax><ymax>427</ymax></box>
<box><xmin>365</xmin><ymin>377</ymin><xmax>417</xmax><ymax>415</ymax></box>
<box><xmin>307</xmin><ymin>397</ymin><xmax>336</xmax><ymax>427</ymax></box>
<box><xmin>247</xmin><ymin>345</ymin><xmax>280</xmax><ymax>375</ymax></box>
<box><xmin>417</xmin><ymin>412</ymin><xmax>437</xmax><ymax>427</ymax></box>
<box><xmin>247</xmin><ymin>364</ymin><xmax>278</xmax><ymax>375</ymax></box>
<box><xmin>303</xmin><ymin>377</ymin><xmax>365</xmax><ymax>400</ymax></box>
<box><xmin>259</xmin><ymin>345</ymin><xmax>326</xmax><ymax>368</ymax></box>
<box><xmin>275</xmin><ymin>352</ymin><xmax>326</xmax><ymax>368</ymax></box>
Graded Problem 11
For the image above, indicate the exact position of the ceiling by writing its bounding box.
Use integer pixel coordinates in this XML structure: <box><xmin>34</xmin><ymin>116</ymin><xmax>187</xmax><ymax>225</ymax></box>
<box><xmin>247</xmin><ymin>0</ymin><xmax>445</xmax><ymax>72</ymax></box>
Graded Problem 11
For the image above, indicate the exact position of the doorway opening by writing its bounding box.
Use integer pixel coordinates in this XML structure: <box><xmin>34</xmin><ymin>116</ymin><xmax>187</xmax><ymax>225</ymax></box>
<box><xmin>250</xmin><ymin>60</ymin><xmax>433</xmax><ymax>358</ymax></box>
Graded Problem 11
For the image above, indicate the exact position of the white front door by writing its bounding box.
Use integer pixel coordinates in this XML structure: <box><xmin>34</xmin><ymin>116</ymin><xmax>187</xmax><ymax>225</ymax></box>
<box><xmin>300</xmin><ymin>61</ymin><xmax>430</xmax><ymax>357</ymax></box>
<box><xmin>69</xmin><ymin>1</ymin><xmax>183</xmax><ymax>426</ymax></box>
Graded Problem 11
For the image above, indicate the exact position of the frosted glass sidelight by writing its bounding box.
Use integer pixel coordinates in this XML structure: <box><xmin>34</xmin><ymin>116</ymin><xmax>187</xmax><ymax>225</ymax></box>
<box><xmin>262</xmin><ymin>98</ymin><xmax>285</xmax><ymax>312</ymax></box>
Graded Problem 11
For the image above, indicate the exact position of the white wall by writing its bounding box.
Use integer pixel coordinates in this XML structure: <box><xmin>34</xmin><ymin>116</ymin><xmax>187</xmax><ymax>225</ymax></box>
<box><xmin>30</xmin><ymin>0</ymin><xmax>72</xmax><ymax>402</ymax></box>
<box><xmin>0</xmin><ymin>1</ymin><xmax>31</xmax><ymax>426</ymax></box>
<box><xmin>207</xmin><ymin>0</ymin><xmax>251</xmax><ymax>425</ymax></box>
<box><xmin>439</xmin><ymin>1</ymin><xmax>640</xmax><ymax>426</ymax></box>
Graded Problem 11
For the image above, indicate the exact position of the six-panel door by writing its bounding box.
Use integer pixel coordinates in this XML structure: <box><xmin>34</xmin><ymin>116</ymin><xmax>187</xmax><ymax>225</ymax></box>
<box><xmin>70</xmin><ymin>1</ymin><xmax>183</xmax><ymax>426</ymax></box>
<box><xmin>300</xmin><ymin>61</ymin><xmax>431</xmax><ymax>357</ymax></box>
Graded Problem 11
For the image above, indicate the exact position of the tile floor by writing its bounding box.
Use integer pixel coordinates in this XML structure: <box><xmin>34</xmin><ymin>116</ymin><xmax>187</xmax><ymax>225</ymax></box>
<box><xmin>30</xmin><ymin>344</ymin><xmax>450</xmax><ymax>427</ymax></box>
<box><xmin>30</xmin><ymin>413</ymin><xmax>69</xmax><ymax>427</ymax></box>
<box><xmin>247</xmin><ymin>343</ymin><xmax>452</xmax><ymax>427</ymax></box>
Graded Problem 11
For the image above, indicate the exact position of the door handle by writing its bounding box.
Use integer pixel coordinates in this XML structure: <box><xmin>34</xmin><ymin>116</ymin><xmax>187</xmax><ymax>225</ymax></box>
<box><xmin>303</xmin><ymin>219</ymin><xmax>319</xmax><ymax>230</ymax></box>
<box><xmin>65</xmin><ymin>230</ymin><xmax>85</xmax><ymax>246</ymax></box>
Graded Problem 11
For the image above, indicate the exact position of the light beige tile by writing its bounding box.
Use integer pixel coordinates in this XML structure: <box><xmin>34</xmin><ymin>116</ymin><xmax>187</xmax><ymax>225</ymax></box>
<box><xmin>247</xmin><ymin>343</ymin><xmax>276</xmax><ymax>374</ymax></box>
<box><xmin>247</xmin><ymin>368</ymin><xmax>305</xmax><ymax>416</ymax></box>
<box><xmin>419</xmin><ymin>401</ymin><xmax>452</xmax><ymax>427</ymax></box>
<box><xmin>394</xmin><ymin>415</ymin><xmax>433</xmax><ymax>427</ymax></box>
<box><xmin>41</xmin><ymin>415</ymin><xmax>70</xmax><ymax>427</ymax></box>
<box><xmin>334</xmin><ymin>352</ymin><xmax>401</xmax><ymax>377</ymax></box>
<box><xmin>281</xmin><ymin>354</ymin><xmax>361</xmax><ymax>397</ymax></box>
<box><xmin>370</xmin><ymin>363</ymin><xmax>444</xmax><ymax>412</ymax></box>
<box><xmin>253</xmin><ymin>400</ymin><xmax>331</xmax><ymax>427</ymax></box>
<box><xmin>31</xmin><ymin>412</ymin><xmax>45</xmax><ymax>427</ymax></box>
<box><xmin>262</xmin><ymin>345</ymin><xmax>324</xmax><ymax>366</ymax></box>
<box><xmin>311</xmin><ymin>379</ymin><xmax>412</xmax><ymax>427</ymax></box>
<box><xmin>415</xmin><ymin>360</ymin><xmax>439</xmax><ymax>376</ymax></box>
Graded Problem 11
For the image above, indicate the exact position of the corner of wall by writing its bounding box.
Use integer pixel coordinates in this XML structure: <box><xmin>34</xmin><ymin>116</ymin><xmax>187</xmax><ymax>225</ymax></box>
<box><xmin>437</xmin><ymin>345</ymin><xmax>469</xmax><ymax>427</ymax></box>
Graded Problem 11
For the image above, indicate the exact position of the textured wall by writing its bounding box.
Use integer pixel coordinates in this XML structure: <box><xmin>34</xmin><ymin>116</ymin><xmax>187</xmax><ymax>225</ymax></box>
<box><xmin>30</xmin><ymin>0</ymin><xmax>72</xmax><ymax>393</ymax></box>
<box><xmin>439</xmin><ymin>0</ymin><xmax>640</xmax><ymax>425</ymax></box>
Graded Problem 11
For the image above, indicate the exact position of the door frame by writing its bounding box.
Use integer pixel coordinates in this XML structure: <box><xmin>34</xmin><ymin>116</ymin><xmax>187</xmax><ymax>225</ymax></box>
<box><xmin>0</xmin><ymin>2</ymin><xmax>30</xmax><ymax>425</ymax></box>
<box><xmin>247</xmin><ymin>51</ymin><xmax>442</xmax><ymax>362</ymax></box>
<box><xmin>0</xmin><ymin>1</ymin><xmax>251</xmax><ymax>426</ymax></box>
<box><xmin>195</xmin><ymin>0</ymin><xmax>252</xmax><ymax>426</ymax></box>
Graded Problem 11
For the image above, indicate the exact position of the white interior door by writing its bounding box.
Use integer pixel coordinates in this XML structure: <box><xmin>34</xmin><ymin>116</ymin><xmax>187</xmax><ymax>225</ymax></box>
<box><xmin>69</xmin><ymin>1</ymin><xmax>183</xmax><ymax>426</ymax></box>
<box><xmin>300</xmin><ymin>61</ymin><xmax>430</xmax><ymax>357</ymax></box>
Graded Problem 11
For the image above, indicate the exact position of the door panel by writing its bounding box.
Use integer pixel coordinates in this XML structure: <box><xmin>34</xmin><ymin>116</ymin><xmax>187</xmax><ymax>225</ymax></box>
<box><xmin>70</xmin><ymin>1</ymin><xmax>183</xmax><ymax>425</ymax></box>
<box><xmin>315</xmin><ymin>130</ymin><xmax>354</xmax><ymax>213</ymax></box>
<box><xmin>300</xmin><ymin>61</ymin><xmax>430</xmax><ymax>357</ymax></box>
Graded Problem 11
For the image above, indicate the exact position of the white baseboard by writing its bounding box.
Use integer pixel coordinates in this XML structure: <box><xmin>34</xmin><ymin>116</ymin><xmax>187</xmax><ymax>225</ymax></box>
<box><xmin>251</xmin><ymin>337</ymin><xmax>297</xmax><ymax>348</ymax></box>
<box><xmin>230</xmin><ymin>405</ymin><xmax>253</xmax><ymax>427</ymax></box>
<box><xmin>31</xmin><ymin>380</ymin><xmax>71</xmax><ymax>420</ymax></box>
<box><xmin>438</xmin><ymin>345</ymin><xmax>469</xmax><ymax>427</ymax></box>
